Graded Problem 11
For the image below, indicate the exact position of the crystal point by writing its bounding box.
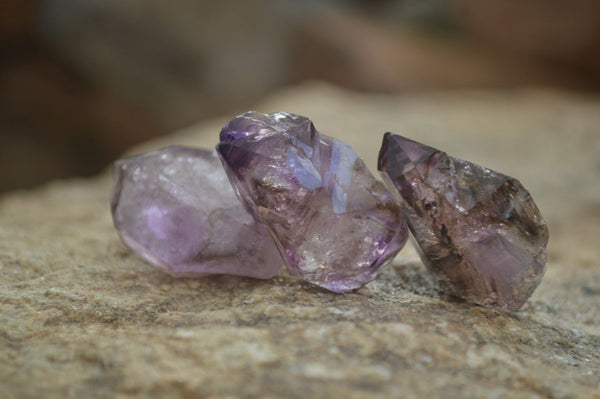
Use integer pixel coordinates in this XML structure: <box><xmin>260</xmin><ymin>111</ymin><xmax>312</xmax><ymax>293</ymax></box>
<box><xmin>111</xmin><ymin>146</ymin><xmax>283</xmax><ymax>279</ymax></box>
<box><xmin>378</xmin><ymin>133</ymin><xmax>549</xmax><ymax>310</ymax></box>
<box><xmin>217</xmin><ymin>112</ymin><xmax>408</xmax><ymax>292</ymax></box>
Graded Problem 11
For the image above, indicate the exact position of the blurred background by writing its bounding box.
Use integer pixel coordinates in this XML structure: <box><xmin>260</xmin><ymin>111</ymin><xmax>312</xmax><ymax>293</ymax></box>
<box><xmin>2</xmin><ymin>0</ymin><xmax>600</xmax><ymax>193</ymax></box>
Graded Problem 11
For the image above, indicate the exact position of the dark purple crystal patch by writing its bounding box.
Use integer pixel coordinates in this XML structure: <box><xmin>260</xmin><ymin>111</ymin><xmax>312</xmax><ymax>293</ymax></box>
<box><xmin>217</xmin><ymin>112</ymin><xmax>408</xmax><ymax>292</ymax></box>
<box><xmin>111</xmin><ymin>146</ymin><xmax>283</xmax><ymax>279</ymax></box>
<box><xmin>378</xmin><ymin>133</ymin><xmax>549</xmax><ymax>310</ymax></box>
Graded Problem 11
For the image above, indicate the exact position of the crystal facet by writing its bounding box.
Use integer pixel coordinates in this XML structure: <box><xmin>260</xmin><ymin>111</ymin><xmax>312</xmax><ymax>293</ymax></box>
<box><xmin>217</xmin><ymin>112</ymin><xmax>408</xmax><ymax>292</ymax></box>
<box><xmin>111</xmin><ymin>146</ymin><xmax>283</xmax><ymax>278</ymax></box>
<box><xmin>378</xmin><ymin>133</ymin><xmax>549</xmax><ymax>310</ymax></box>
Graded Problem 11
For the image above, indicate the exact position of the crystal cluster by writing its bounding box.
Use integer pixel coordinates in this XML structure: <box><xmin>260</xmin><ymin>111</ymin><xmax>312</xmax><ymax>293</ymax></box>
<box><xmin>378</xmin><ymin>133</ymin><xmax>549</xmax><ymax>310</ymax></box>
<box><xmin>217</xmin><ymin>112</ymin><xmax>408</xmax><ymax>292</ymax></box>
<box><xmin>110</xmin><ymin>112</ymin><xmax>548</xmax><ymax>309</ymax></box>
<box><xmin>111</xmin><ymin>146</ymin><xmax>283</xmax><ymax>278</ymax></box>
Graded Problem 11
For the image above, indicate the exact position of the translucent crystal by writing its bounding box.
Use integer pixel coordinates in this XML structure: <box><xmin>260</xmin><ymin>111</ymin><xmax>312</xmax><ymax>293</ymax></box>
<box><xmin>378</xmin><ymin>133</ymin><xmax>549</xmax><ymax>310</ymax></box>
<box><xmin>111</xmin><ymin>146</ymin><xmax>283</xmax><ymax>278</ymax></box>
<box><xmin>217</xmin><ymin>112</ymin><xmax>408</xmax><ymax>292</ymax></box>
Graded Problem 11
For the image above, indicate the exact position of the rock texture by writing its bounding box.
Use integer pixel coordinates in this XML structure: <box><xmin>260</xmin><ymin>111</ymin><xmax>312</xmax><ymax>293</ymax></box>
<box><xmin>1</xmin><ymin>83</ymin><xmax>599</xmax><ymax>398</ymax></box>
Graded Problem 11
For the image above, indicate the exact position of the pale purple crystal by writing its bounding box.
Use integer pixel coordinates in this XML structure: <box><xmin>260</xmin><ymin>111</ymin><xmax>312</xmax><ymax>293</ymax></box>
<box><xmin>111</xmin><ymin>146</ymin><xmax>283</xmax><ymax>278</ymax></box>
<box><xmin>378</xmin><ymin>133</ymin><xmax>549</xmax><ymax>310</ymax></box>
<box><xmin>217</xmin><ymin>111</ymin><xmax>408</xmax><ymax>292</ymax></box>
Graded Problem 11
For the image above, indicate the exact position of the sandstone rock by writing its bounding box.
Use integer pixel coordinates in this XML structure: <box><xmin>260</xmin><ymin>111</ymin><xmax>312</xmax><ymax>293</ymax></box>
<box><xmin>1</xmin><ymin>83</ymin><xmax>598</xmax><ymax>398</ymax></box>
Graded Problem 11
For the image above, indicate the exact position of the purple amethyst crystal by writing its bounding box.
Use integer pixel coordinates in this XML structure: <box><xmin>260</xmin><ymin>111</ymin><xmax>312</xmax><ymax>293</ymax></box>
<box><xmin>111</xmin><ymin>146</ymin><xmax>283</xmax><ymax>278</ymax></box>
<box><xmin>217</xmin><ymin>112</ymin><xmax>408</xmax><ymax>292</ymax></box>
<box><xmin>378</xmin><ymin>133</ymin><xmax>549</xmax><ymax>310</ymax></box>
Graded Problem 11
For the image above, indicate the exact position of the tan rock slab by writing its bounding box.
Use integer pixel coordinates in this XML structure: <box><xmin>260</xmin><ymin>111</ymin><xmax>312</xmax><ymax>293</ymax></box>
<box><xmin>1</xmin><ymin>83</ymin><xmax>599</xmax><ymax>398</ymax></box>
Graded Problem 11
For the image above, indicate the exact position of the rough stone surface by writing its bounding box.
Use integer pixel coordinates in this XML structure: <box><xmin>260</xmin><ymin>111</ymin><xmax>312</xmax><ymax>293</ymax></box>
<box><xmin>378</xmin><ymin>133</ymin><xmax>548</xmax><ymax>311</ymax></box>
<box><xmin>111</xmin><ymin>146</ymin><xmax>283</xmax><ymax>279</ymax></box>
<box><xmin>1</xmin><ymin>83</ymin><xmax>599</xmax><ymax>398</ymax></box>
<box><xmin>217</xmin><ymin>111</ymin><xmax>407</xmax><ymax>292</ymax></box>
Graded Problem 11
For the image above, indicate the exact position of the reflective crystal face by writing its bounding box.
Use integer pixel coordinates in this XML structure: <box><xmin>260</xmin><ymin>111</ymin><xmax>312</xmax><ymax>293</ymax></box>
<box><xmin>111</xmin><ymin>146</ymin><xmax>283</xmax><ymax>279</ymax></box>
<box><xmin>217</xmin><ymin>112</ymin><xmax>408</xmax><ymax>292</ymax></box>
<box><xmin>378</xmin><ymin>133</ymin><xmax>549</xmax><ymax>310</ymax></box>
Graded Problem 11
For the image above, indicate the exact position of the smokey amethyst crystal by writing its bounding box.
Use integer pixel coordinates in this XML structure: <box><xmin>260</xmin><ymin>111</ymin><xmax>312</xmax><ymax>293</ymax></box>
<box><xmin>111</xmin><ymin>146</ymin><xmax>283</xmax><ymax>278</ymax></box>
<box><xmin>378</xmin><ymin>133</ymin><xmax>549</xmax><ymax>310</ymax></box>
<box><xmin>217</xmin><ymin>112</ymin><xmax>408</xmax><ymax>292</ymax></box>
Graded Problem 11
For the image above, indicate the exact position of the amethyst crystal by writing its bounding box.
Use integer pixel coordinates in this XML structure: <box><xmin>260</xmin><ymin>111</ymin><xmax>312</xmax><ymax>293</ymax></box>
<box><xmin>217</xmin><ymin>112</ymin><xmax>408</xmax><ymax>292</ymax></box>
<box><xmin>111</xmin><ymin>146</ymin><xmax>283</xmax><ymax>278</ymax></box>
<box><xmin>378</xmin><ymin>133</ymin><xmax>549</xmax><ymax>310</ymax></box>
